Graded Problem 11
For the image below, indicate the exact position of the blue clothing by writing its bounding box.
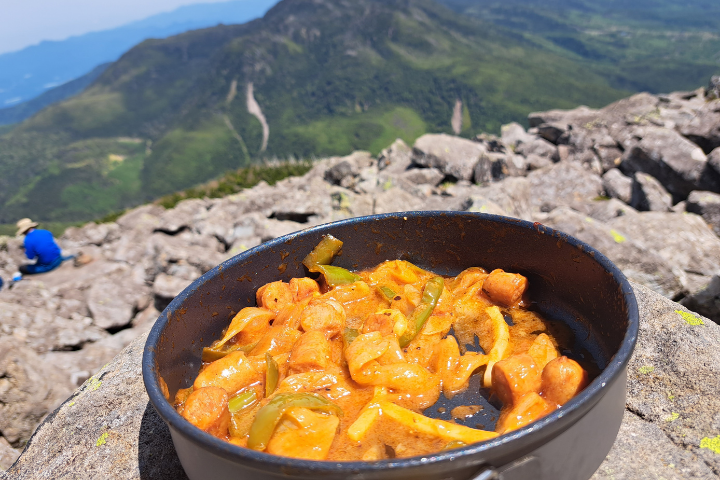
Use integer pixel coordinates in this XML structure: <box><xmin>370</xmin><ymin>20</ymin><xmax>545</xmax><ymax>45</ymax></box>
<box><xmin>24</xmin><ymin>229</ymin><xmax>61</xmax><ymax>265</ymax></box>
<box><xmin>19</xmin><ymin>255</ymin><xmax>68</xmax><ymax>275</ymax></box>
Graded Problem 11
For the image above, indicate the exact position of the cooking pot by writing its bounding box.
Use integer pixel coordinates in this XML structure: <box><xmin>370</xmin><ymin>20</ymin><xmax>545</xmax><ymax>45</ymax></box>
<box><xmin>143</xmin><ymin>211</ymin><xmax>638</xmax><ymax>480</ymax></box>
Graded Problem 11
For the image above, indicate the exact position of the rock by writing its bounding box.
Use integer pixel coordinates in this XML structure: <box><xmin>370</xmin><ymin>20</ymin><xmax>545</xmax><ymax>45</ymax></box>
<box><xmin>0</xmin><ymin>338</ymin><xmax>74</xmax><ymax>447</ymax></box>
<box><xmin>527</xmin><ymin>162</ymin><xmax>604</xmax><ymax>213</ymax></box>
<box><xmin>500</xmin><ymin>122</ymin><xmax>533</xmax><ymax>149</ymax></box>
<box><xmin>707</xmin><ymin>147</ymin><xmax>720</xmax><ymax>178</ymax></box>
<box><xmin>630</xmin><ymin>173</ymin><xmax>672</xmax><ymax>212</ymax></box>
<box><xmin>466</xmin><ymin>177</ymin><xmax>533</xmax><ymax>220</ymax></box>
<box><xmin>324</xmin><ymin>160</ymin><xmax>356</xmax><ymax>185</ymax></box>
<box><xmin>87</xmin><ymin>274</ymin><xmax>147</xmax><ymax>330</ymax></box>
<box><xmin>686</xmin><ymin>190</ymin><xmax>720</xmax><ymax>236</ymax></box>
<box><xmin>514</xmin><ymin>137</ymin><xmax>557</xmax><ymax>160</ymax></box>
<box><xmin>8</xmin><ymin>285</ymin><xmax>720</xmax><ymax>479</ymax></box>
<box><xmin>602</xmin><ymin>168</ymin><xmax>633</xmax><ymax>204</ymax></box>
<box><xmin>0</xmin><ymin>436</ymin><xmax>20</xmax><ymax>471</ymax></box>
<box><xmin>708</xmin><ymin>75</ymin><xmax>720</xmax><ymax>100</ymax></box>
<box><xmin>378</xmin><ymin>139</ymin><xmax>413</xmax><ymax>174</ymax></box>
<box><xmin>412</xmin><ymin>134</ymin><xmax>486</xmax><ymax>181</ymax></box>
<box><xmin>677</xmin><ymin>100</ymin><xmax>720</xmax><ymax>154</ymax></box>
<box><xmin>680</xmin><ymin>275</ymin><xmax>720</xmax><ymax>323</ymax></box>
<box><xmin>156</xmin><ymin>199</ymin><xmax>210</xmax><ymax>235</ymax></box>
<box><xmin>472</xmin><ymin>151</ymin><xmax>525</xmax><ymax>184</ymax></box>
<box><xmin>152</xmin><ymin>274</ymin><xmax>192</xmax><ymax>301</ymax></box>
<box><xmin>583</xmin><ymin>198</ymin><xmax>638</xmax><ymax>223</ymax></box>
<box><xmin>609</xmin><ymin>211</ymin><xmax>720</xmax><ymax>287</ymax></box>
<box><xmin>373</xmin><ymin>187</ymin><xmax>425</xmax><ymax>214</ymax></box>
<box><xmin>541</xmin><ymin>207</ymin><xmax>683</xmax><ymax>298</ymax></box>
<box><xmin>524</xmin><ymin>153</ymin><xmax>553</xmax><ymax>171</ymax></box>
<box><xmin>115</xmin><ymin>204</ymin><xmax>164</xmax><ymax>234</ymax></box>
<box><xmin>619</xmin><ymin>127</ymin><xmax>708</xmax><ymax>200</ymax></box>
<box><xmin>400</xmin><ymin>167</ymin><xmax>445</xmax><ymax>186</ymax></box>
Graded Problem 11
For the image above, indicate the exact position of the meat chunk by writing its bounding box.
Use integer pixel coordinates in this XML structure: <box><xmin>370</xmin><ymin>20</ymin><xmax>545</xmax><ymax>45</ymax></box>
<box><xmin>181</xmin><ymin>386</ymin><xmax>231</xmax><ymax>438</ymax></box>
<box><xmin>495</xmin><ymin>392</ymin><xmax>555</xmax><ymax>434</ymax></box>
<box><xmin>249</xmin><ymin>326</ymin><xmax>303</xmax><ymax>357</ymax></box>
<box><xmin>194</xmin><ymin>351</ymin><xmax>262</xmax><ymax>395</ymax></box>
<box><xmin>491</xmin><ymin>354</ymin><xmax>542</xmax><ymax>406</ymax></box>
<box><xmin>362</xmin><ymin>311</ymin><xmax>396</xmax><ymax>336</ymax></box>
<box><xmin>526</xmin><ymin>333</ymin><xmax>559</xmax><ymax>370</ymax></box>
<box><xmin>256</xmin><ymin>281</ymin><xmax>294</xmax><ymax>314</ymax></box>
<box><xmin>288</xmin><ymin>331</ymin><xmax>331</xmax><ymax>374</ymax></box>
<box><xmin>540</xmin><ymin>356</ymin><xmax>588</xmax><ymax>406</ymax></box>
<box><xmin>482</xmin><ymin>269</ymin><xmax>528</xmax><ymax>307</ymax></box>
<box><xmin>290</xmin><ymin>277</ymin><xmax>320</xmax><ymax>302</ymax></box>
<box><xmin>300</xmin><ymin>299</ymin><xmax>346</xmax><ymax>339</ymax></box>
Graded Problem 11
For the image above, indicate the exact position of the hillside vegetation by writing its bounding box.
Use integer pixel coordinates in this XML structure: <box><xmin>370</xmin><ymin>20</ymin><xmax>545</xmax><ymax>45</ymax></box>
<box><xmin>2</xmin><ymin>0</ymin><xmax>703</xmax><ymax>223</ymax></box>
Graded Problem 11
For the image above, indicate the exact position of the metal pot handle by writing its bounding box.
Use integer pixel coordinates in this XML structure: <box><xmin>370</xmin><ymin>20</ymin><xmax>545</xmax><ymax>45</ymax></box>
<box><xmin>468</xmin><ymin>468</ymin><xmax>498</xmax><ymax>480</ymax></box>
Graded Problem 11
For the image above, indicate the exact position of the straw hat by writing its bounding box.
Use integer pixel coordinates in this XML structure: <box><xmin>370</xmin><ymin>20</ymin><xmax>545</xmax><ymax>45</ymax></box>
<box><xmin>16</xmin><ymin>218</ymin><xmax>38</xmax><ymax>236</ymax></box>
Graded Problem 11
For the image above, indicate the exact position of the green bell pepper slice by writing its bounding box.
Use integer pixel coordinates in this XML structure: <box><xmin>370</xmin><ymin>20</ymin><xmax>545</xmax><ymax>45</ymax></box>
<box><xmin>201</xmin><ymin>340</ymin><xmax>259</xmax><ymax>363</ymax></box>
<box><xmin>265</xmin><ymin>353</ymin><xmax>279</xmax><ymax>397</ymax></box>
<box><xmin>228</xmin><ymin>390</ymin><xmax>258</xmax><ymax>414</ymax></box>
<box><xmin>247</xmin><ymin>392</ymin><xmax>343</xmax><ymax>451</ymax></box>
<box><xmin>302</xmin><ymin>235</ymin><xmax>344</xmax><ymax>269</ymax></box>
<box><xmin>398</xmin><ymin>276</ymin><xmax>444</xmax><ymax>347</ymax></box>
<box><xmin>311</xmin><ymin>264</ymin><xmax>361</xmax><ymax>287</ymax></box>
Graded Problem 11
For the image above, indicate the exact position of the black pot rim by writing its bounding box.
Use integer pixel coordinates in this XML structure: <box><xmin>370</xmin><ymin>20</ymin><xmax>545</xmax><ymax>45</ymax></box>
<box><xmin>142</xmin><ymin>211</ymin><xmax>639</xmax><ymax>473</ymax></box>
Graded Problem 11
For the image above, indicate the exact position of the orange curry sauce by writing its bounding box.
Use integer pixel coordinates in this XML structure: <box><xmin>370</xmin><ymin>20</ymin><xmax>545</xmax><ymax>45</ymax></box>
<box><xmin>172</xmin><ymin>259</ymin><xmax>588</xmax><ymax>461</ymax></box>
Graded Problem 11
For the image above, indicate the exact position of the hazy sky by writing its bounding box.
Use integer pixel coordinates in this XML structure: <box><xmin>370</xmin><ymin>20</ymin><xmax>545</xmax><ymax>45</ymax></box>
<box><xmin>0</xmin><ymin>0</ymin><xmax>231</xmax><ymax>55</ymax></box>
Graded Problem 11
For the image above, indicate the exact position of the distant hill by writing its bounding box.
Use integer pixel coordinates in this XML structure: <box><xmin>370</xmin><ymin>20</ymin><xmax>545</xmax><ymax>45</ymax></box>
<box><xmin>0</xmin><ymin>0</ymin><xmax>669</xmax><ymax>224</ymax></box>
<box><xmin>0</xmin><ymin>0</ymin><xmax>279</xmax><ymax>111</ymax></box>
<box><xmin>438</xmin><ymin>0</ymin><xmax>720</xmax><ymax>94</ymax></box>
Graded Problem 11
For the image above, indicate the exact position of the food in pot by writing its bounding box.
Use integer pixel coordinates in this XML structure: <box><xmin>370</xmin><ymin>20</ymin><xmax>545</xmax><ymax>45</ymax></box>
<box><xmin>173</xmin><ymin>235</ymin><xmax>589</xmax><ymax>461</ymax></box>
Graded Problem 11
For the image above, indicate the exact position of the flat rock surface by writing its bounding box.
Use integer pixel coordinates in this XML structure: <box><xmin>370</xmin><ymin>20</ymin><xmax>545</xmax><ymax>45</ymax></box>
<box><xmin>5</xmin><ymin>284</ymin><xmax>719</xmax><ymax>479</ymax></box>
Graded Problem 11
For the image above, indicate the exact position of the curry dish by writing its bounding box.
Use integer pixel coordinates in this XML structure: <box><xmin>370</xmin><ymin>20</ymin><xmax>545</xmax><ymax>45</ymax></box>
<box><xmin>172</xmin><ymin>235</ymin><xmax>589</xmax><ymax>461</ymax></box>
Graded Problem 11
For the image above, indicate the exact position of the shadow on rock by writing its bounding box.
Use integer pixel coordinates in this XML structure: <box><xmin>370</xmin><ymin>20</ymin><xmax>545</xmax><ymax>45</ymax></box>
<box><xmin>138</xmin><ymin>402</ymin><xmax>188</xmax><ymax>480</ymax></box>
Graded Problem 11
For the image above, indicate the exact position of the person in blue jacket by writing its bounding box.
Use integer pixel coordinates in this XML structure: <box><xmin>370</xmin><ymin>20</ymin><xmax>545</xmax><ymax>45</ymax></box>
<box><xmin>16</xmin><ymin>218</ymin><xmax>72</xmax><ymax>275</ymax></box>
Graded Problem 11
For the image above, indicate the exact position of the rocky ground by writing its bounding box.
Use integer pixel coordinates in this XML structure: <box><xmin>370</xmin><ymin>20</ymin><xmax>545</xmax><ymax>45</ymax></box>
<box><xmin>1</xmin><ymin>77</ymin><xmax>719</xmax><ymax>472</ymax></box>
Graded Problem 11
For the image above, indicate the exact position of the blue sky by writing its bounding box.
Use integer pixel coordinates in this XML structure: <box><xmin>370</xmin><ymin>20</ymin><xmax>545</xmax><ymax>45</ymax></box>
<box><xmin>0</xmin><ymin>0</ymin><xmax>231</xmax><ymax>55</ymax></box>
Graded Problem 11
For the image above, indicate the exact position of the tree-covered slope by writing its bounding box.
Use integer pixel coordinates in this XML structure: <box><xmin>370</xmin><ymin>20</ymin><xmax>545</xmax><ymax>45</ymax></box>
<box><xmin>0</xmin><ymin>0</ymin><xmax>632</xmax><ymax>223</ymax></box>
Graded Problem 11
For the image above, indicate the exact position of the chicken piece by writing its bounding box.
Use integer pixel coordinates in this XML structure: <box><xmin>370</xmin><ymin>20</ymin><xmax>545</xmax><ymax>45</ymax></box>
<box><xmin>300</xmin><ymin>299</ymin><xmax>346</xmax><ymax>339</ymax></box>
<box><xmin>390</xmin><ymin>284</ymin><xmax>422</xmax><ymax>317</ymax></box>
<box><xmin>363</xmin><ymin>309</ymin><xmax>408</xmax><ymax>337</ymax></box>
<box><xmin>345</xmin><ymin>332</ymin><xmax>441</xmax><ymax>398</ymax></box>
<box><xmin>491</xmin><ymin>354</ymin><xmax>542</xmax><ymax>407</ymax></box>
<box><xmin>234</xmin><ymin>309</ymin><xmax>273</xmax><ymax>346</ymax></box>
<box><xmin>288</xmin><ymin>331</ymin><xmax>331</xmax><ymax>374</ymax></box>
<box><xmin>248</xmin><ymin>326</ymin><xmax>302</xmax><ymax>357</ymax></box>
<box><xmin>540</xmin><ymin>356</ymin><xmax>588</xmax><ymax>406</ymax></box>
<box><xmin>290</xmin><ymin>277</ymin><xmax>320</xmax><ymax>302</ymax></box>
<box><xmin>449</xmin><ymin>267</ymin><xmax>488</xmax><ymax>297</ymax></box>
<box><xmin>194</xmin><ymin>351</ymin><xmax>262</xmax><ymax>396</ymax></box>
<box><xmin>495</xmin><ymin>392</ymin><xmax>555</xmax><ymax>434</ymax></box>
<box><xmin>266</xmin><ymin>407</ymin><xmax>340</xmax><ymax>460</ymax></box>
<box><xmin>274</xmin><ymin>297</ymin><xmax>312</xmax><ymax>330</ymax></box>
<box><xmin>527</xmin><ymin>333</ymin><xmax>559</xmax><ymax>369</ymax></box>
<box><xmin>482</xmin><ymin>269</ymin><xmax>528</xmax><ymax>307</ymax></box>
<box><xmin>256</xmin><ymin>281</ymin><xmax>294</xmax><ymax>314</ymax></box>
<box><xmin>181</xmin><ymin>386</ymin><xmax>231</xmax><ymax>439</ymax></box>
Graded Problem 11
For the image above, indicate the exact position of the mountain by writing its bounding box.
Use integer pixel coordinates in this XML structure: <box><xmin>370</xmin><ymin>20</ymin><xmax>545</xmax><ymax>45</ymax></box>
<box><xmin>0</xmin><ymin>64</ymin><xmax>111</xmax><ymax>126</ymax></box>
<box><xmin>438</xmin><ymin>0</ymin><xmax>720</xmax><ymax>94</ymax></box>
<box><xmin>0</xmin><ymin>0</ymin><xmax>638</xmax><ymax>224</ymax></box>
<box><xmin>0</xmin><ymin>0</ymin><xmax>279</xmax><ymax>110</ymax></box>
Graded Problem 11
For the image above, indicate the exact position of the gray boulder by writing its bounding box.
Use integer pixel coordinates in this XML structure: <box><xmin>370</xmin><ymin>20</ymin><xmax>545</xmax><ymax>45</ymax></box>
<box><xmin>708</xmin><ymin>75</ymin><xmax>720</xmax><ymax>100</ymax></box>
<box><xmin>87</xmin><ymin>274</ymin><xmax>148</xmax><ymax>330</ymax></box>
<box><xmin>500</xmin><ymin>122</ymin><xmax>533</xmax><ymax>149</ymax></box>
<box><xmin>0</xmin><ymin>437</ymin><xmax>20</xmax><ymax>471</ymax></box>
<box><xmin>156</xmin><ymin>199</ymin><xmax>210</xmax><ymax>235</ymax></box>
<box><xmin>686</xmin><ymin>190</ymin><xmax>720</xmax><ymax>236</ymax></box>
<box><xmin>620</xmin><ymin>127</ymin><xmax>708</xmax><ymax>200</ymax></box>
<box><xmin>514</xmin><ymin>137</ymin><xmax>557</xmax><ymax>160</ymax></box>
<box><xmin>0</xmin><ymin>338</ymin><xmax>74</xmax><ymax>447</ymax></box>
<box><xmin>412</xmin><ymin>134</ymin><xmax>485</xmax><ymax>181</ymax></box>
<box><xmin>602</xmin><ymin>168</ymin><xmax>633</xmax><ymax>204</ymax></box>
<box><xmin>152</xmin><ymin>274</ymin><xmax>194</xmax><ymax>302</ymax></box>
<box><xmin>467</xmin><ymin>177</ymin><xmax>533</xmax><ymax>220</ymax></box>
<box><xmin>400</xmin><ymin>167</ymin><xmax>445</xmax><ymax>186</ymax></box>
<box><xmin>527</xmin><ymin>162</ymin><xmax>604</xmax><ymax>212</ymax></box>
<box><xmin>378</xmin><ymin>139</ymin><xmax>413</xmax><ymax>174</ymax></box>
<box><xmin>582</xmin><ymin>198</ymin><xmax>638</xmax><ymax>223</ymax></box>
<box><xmin>541</xmin><ymin>207</ymin><xmax>683</xmax><ymax>298</ymax></box>
<box><xmin>677</xmin><ymin>100</ymin><xmax>720</xmax><ymax>154</ymax></box>
<box><xmin>680</xmin><ymin>275</ymin><xmax>720</xmax><ymax>323</ymax></box>
<box><xmin>609</xmin><ymin>211</ymin><xmax>720</xmax><ymax>290</ymax></box>
<box><xmin>373</xmin><ymin>187</ymin><xmax>425</xmax><ymax>214</ymax></box>
<box><xmin>630</xmin><ymin>173</ymin><xmax>672</xmax><ymax>212</ymax></box>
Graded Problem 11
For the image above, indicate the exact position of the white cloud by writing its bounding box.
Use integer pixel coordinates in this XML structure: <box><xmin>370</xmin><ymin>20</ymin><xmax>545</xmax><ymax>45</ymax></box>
<box><xmin>4</xmin><ymin>97</ymin><xmax>22</xmax><ymax>105</ymax></box>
